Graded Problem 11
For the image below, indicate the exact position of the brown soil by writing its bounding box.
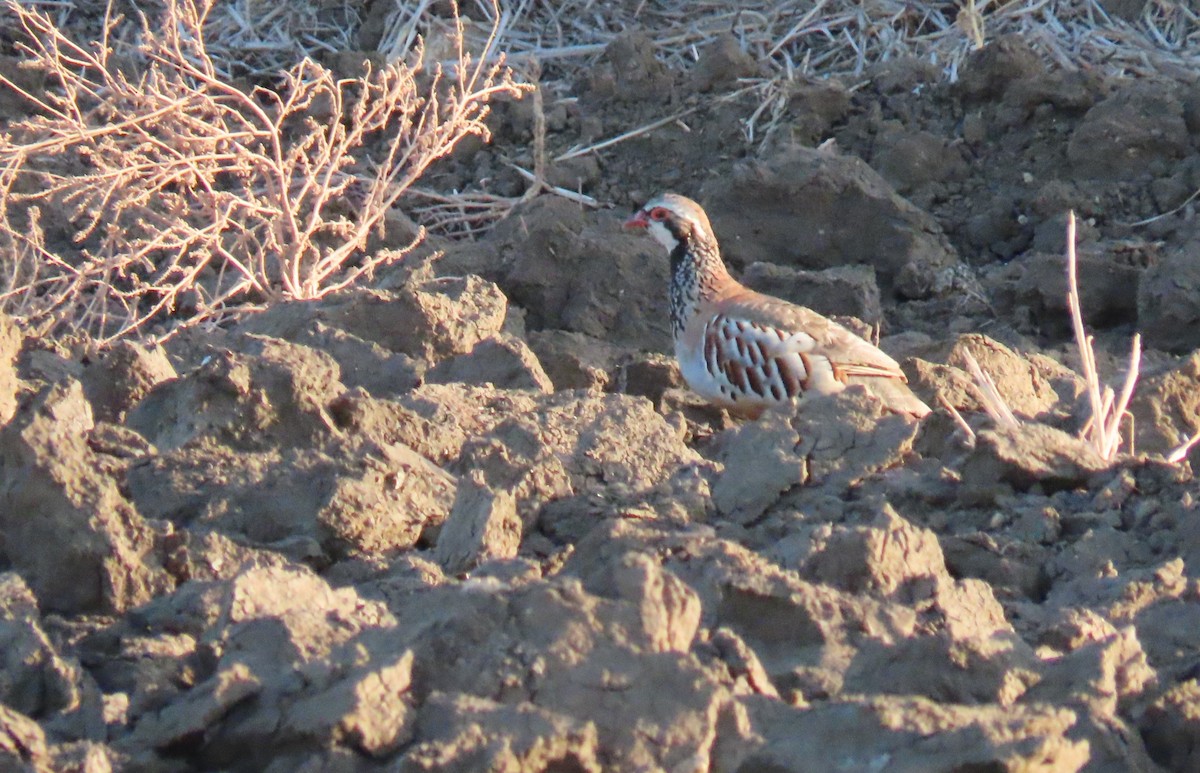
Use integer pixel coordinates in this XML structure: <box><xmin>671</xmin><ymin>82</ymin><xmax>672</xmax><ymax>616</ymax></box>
<box><xmin>4</xmin><ymin>13</ymin><xmax>1200</xmax><ymax>773</ymax></box>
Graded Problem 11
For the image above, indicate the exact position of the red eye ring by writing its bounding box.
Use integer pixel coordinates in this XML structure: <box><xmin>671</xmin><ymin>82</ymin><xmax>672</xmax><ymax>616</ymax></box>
<box><xmin>649</xmin><ymin>207</ymin><xmax>668</xmax><ymax>221</ymax></box>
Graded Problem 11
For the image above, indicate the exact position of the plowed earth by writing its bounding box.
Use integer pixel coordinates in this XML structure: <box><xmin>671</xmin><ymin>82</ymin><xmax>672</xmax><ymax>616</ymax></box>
<box><xmin>2</xmin><ymin>12</ymin><xmax>1200</xmax><ymax>773</ymax></box>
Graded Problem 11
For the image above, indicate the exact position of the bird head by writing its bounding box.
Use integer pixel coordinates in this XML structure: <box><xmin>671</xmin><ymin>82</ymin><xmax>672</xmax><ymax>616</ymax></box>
<box><xmin>623</xmin><ymin>193</ymin><xmax>714</xmax><ymax>254</ymax></box>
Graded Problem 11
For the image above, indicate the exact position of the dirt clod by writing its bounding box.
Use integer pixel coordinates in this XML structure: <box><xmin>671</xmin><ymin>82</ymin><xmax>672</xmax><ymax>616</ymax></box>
<box><xmin>426</xmin><ymin>335</ymin><xmax>553</xmax><ymax>393</ymax></box>
<box><xmin>911</xmin><ymin>334</ymin><xmax>1084</xmax><ymax>424</ymax></box>
<box><xmin>1140</xmin><ymin>679</ymin><xmax>1200</xmax><ymax>772</ymax></box>
<box><xmin>434</xmin><ymin>473</ymin><xmax>521</xmax><ymax>575</ymax></box>
<box><xmin>1129</xmin><ymin>352</ymin><xmax>1200</xmax><ymax>461</ymax></box>
<box><xmin>690</xmin><ymin>34</ymin><xmax>761</xmax><ymax>93</ymax></box>
<box><xmin>0</xmin><ymin>381</ymin><xmax>170</xmax><ymax>614</ymax></box>
<box><xmin>327</xmin><ymin>275</ymin><xmax>509</xmax><ymax>364</ymax></box>
<box><xmin>1138</xmin><ymin>237</ymin><xmax>1200</xmax><ymax>354</ymax></box>
<box><xmin>1068</xmin><ymin>86</ymin><xmax>1190</xmax><ymax>181</ymax></box>
<box><xmin>960</xmin><ymin>423</ymin><xmax>1110</xmax><ymax>501</ymax></box>
<box><xmin>127</xmin><ymin>437</ymin><xmax>455</xmax><ymax>557</ymax></box>
<box><xmin>0</xmin><ymin>703</ymin><xmax>47</xmax><ymax>769</ymax></box>
<box><xmin>487</xmin><ymin>196</ymin><xmax>672</xmax><ymax>352</ymax></box>
<box><xmin>710</xmin><ymin>417</ymin><xmax>805</xmax><ymax>525</ymax></box>
<box><xmin>80</xmin><ymin>341</ymin><xmax>176</xmax><ymax>424</ymax></box>
<box><xmin>741</xmin><ymin>263</ymin><xmax>883</xmax><ymax>325</ymax></box>
<box><xmin>128</xmin><ymin>338</ymin><xmax>343</xmax><ymax>452</ymax></box>
<box><xmin>702</xmin><ymin>146</ymin><xmax>960</xmax><ymax>298</ymax></box>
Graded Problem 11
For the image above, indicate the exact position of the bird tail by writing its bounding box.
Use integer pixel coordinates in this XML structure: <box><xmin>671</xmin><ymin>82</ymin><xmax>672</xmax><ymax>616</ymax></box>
<box><xmin>847</xmin><ymin>375</ymin><xmax>932</xmax><ymax>418</ymax></box>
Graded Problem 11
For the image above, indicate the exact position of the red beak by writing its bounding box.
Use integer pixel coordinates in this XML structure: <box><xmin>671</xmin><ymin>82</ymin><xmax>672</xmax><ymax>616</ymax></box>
<box><xmin>623</xmin><ymin>210</ymin><xmax>649</xmax><ymax>231</ymax></box>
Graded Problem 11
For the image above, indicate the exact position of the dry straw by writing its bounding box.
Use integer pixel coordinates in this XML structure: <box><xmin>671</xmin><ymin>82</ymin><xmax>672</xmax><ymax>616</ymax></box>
<box><xmin>477</xmin><ymin>0</ymin><xmax>1199</xmax><ymax>81</ymax></box>
<box><xmin>959</xmin><ymin>349</ymin><xmax>1020</xmax><ymax>431</ymax></box>
<box><xmin>202</xmin><ymin>0</ymin><xmax>361</xmax><ymax>79</ymax></box>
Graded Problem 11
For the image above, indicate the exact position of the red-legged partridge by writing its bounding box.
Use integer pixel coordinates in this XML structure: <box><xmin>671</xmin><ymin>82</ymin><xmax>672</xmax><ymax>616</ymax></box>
<box><xmin>623</xmin><ymin>192</ymin><xmax>931</xmax><ymax>419</ymax></box>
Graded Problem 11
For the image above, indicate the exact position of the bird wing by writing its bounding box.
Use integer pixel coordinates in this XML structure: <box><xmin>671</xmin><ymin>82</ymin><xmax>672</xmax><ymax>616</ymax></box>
<box><xmin>712</xmin><ymin>289</ymin><xmax>908</xmax><ymax>386</ymax></box>
<box><xmin>699</xmin><ymin>296</ymin><xmax>931</xmax><ymax>417</ymax></box>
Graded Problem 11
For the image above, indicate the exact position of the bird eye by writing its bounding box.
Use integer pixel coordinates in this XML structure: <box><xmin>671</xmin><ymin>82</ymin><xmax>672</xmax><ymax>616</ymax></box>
<box><xmin>649</xmin><ymin>207</ymin><xmax>668</xmax><ymax>221</ymax></box>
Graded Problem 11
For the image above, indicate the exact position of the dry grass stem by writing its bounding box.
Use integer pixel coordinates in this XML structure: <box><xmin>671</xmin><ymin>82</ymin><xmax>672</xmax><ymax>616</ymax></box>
<box><xmin>1101</xmin><ymin>335</ymin><xmax>1141</xmax><ymax>459</ymax></box>
<box><xmin>1122</xmin><ymin>184</ymin><xmax>1200</xmax><ymax>227</ymax></box>
<box><xmin>1167</xmin><ymin>428</ymin><xmax>1200</xmax><ymax>465</ymax></box>
<box><xmin>961</xmin><ymin>349</ymin><xmax>1020</xmax><ymax>430</ymax></box>
<box><xmin>1065</xmin><ymin>211</ymin><xmax>1142</xmax><ymax>460</ymax></box>
<box><xmin>957</xmin><ymin>0</ymin><xmax>987</xmax><ymax>50</ymax></box>
<box><xmin>0</xmin><ymin>0</ymin><xmax>526</xmax><ymax>342</ymax></box>
<box><xmin>527</xmin><ymin>65</ymin><xmax>547</xmax><ymax>200</ymax></box>
<box><xmin>508</xmin><ymin>165</ymin><xmax>599</xmax><ymax>208</ymax></box>
<box><xmin>407</xmin><ymin>189</ymin><xmax>527</xmax><ymax>237</ymax></box>
<box><xmin>1067</xmin><ymin>211</ymin><xmax>1108</xmax><ymax>445</ymax></box>
<box><xmin>938</xmin><ymin>394</ymin><xmax>977</xmax><ymax>445</ymax></box>
<box><xmin>555</xmin><ymin>107</ymin><xmax>700</xmax><ymax>163</ymax></box>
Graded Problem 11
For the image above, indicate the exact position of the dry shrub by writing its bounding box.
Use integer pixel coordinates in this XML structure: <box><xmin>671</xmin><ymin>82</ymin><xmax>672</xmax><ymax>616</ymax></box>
<box><xmin>0</xmin><ymin>0</ymin><xmax>527</xmax><ymax>343</ymax></box>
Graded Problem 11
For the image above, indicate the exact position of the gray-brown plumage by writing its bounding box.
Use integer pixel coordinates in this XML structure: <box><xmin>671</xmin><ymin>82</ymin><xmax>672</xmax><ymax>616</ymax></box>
<box><xmin>624</xmin><ymin>192</ymin><xmax>931</xmax><ymax>419</ymax></box>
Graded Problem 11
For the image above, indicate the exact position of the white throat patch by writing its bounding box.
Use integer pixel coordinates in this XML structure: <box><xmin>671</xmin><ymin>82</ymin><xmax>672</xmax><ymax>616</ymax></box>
<box><xmin>646</xmin><ymin>219</ymin><xmax>679</xmax><ymax>253</ymax></box>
